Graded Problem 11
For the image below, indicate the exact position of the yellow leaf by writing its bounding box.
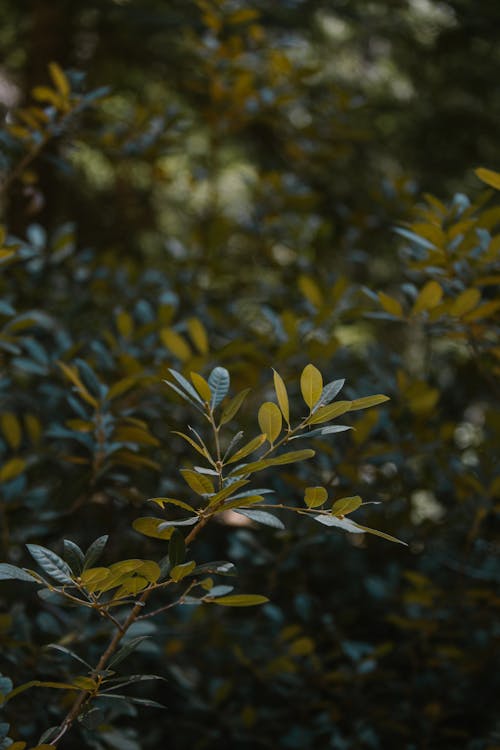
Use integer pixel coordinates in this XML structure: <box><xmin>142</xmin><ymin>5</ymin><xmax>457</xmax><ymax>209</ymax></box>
<box><xmin>378</xmin><ymin>292</ymin><xmax>403</xmax><ymax>317</ymax></box>
<box><xmin>1</xmin><ymin>412</ymin><xmax>22</xmax><ymax>450</ymax></box>
<box><xmin>190</xmin><ymin>372</ymin><xmax>211</xmax><ymax>402</ymax></box>
<box><xmin>58</xmin><ymin>362</ymin><xmax>98</xmax><ymax>408</ymax></box>
<box><xmin>226</xmin><ymin>434</ymin><xmax>266</xmax><ymax>464</ymax></box>
<box><xmin>72</xmin><ymin>676</ymin><xmax>97</xmax><ymax>691</ymax></box>
<box><xmin>49</xmin><ymin>61</ymin><xmax>70</xmax><ymax>97</ymax></box>
<box><xmin>114</xmin><ymin>425</ymin><xmax>160</xmax><ymax>447</ymax></box>
<box><xmin>116</xmin><ymin>310</ymin><xmax>133</xmax><ymax>338</ymax></box>
<box><xmin>450</xmin><ymin>288</ymin><xmax>481</xmax><ymax>317</ymax></box>
<box><xmin>475</xmin><ymin>167</ymin><xmax>500</xmax><ymax>191</ymax></box>
<box><xmin>272</xmin><ymin>369</ymin><xmax>290</xmax><ymax>424</ymax></box>
<box><xmin>258</xmin><ymin>402</ymin><xmax>282</xmax><ymax>444</ymax></box>
<box><xmin>113</xmin><ymin>575</ymin><xmax>148</xmax><ymax>598</ymax></box>
<box><xmin>180</xmin><ymin>469</ymin><xmax>214</xmax><ymax>495</ymax></box>
<box><xmin>298</xmin><ymin>275</ymin><xmax>323</xmax><ymax>309</ymax></box>
<box><xmin>463</xmin><ymin>300</ymin><xmax>500</xmax><ymax>322</ymax></box>
<box><xmin>208</xmin><ymin>594</ymin><xmax>269</xmax><ymax>607</ymax></box>
<box><xmin>304</xmin><ymin>486</ymin><xmax>328</xmax><ymax>509</ymax></box>
<box><xmin>300</xmin><ymin>364</ymin><xmax>323</xmax><ymax>410</ymax></box>
<box><xmin>0</xmin><ymin>457</ymin><xmax>26</xmax><ymax>482</ymax></box>
<box><xmin>349</xmin><ymin>395</ymin><xmax>390</xmax><ymax>411</ymax></box>
<box><xmin>80</xmin><ymin>568</ymin><xmax>111</xmax><ymax>592</ymax></box>
<box><xmin>308</xmin><ymin>401</ymin><xmax>351</xmax><ymax>425</ymax></box>
<box><xmin>331</xmin><ymin>495</ymin><xmax>362</xmax><ymax>516</ymax></box>
<box><xmin>170</xmin><ymin>560</ymin><xmax>196</xmax><ymax>582</ymax></box>
<box><xmin>132</xmin><ymin>517</ymin><xmax>174</xmax><ymax>540</ymax></box>
<box><xmin>187</xmin><ymin>317</ymin><xmax>209</xmax><ymax>354</ymax></box>
<box><xmin>32</xmin><ymin>86</ymin><xmax>65</xmax><ymax>109</ymax></box>
<box><xmin>160</xmin><ymin>328</ymin><xmax>192</xmax><ymax>361</ymax></box>
<box><xmin>412</xmin><ymin>281</ymin><xmax>443</xmax><ymax>315</ymax></box>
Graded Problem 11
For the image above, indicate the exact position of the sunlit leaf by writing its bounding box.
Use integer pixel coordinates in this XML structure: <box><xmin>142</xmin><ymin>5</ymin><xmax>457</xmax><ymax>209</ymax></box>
<box><xmin>304</xmin><ymin>486</ymin><xmax>328</xmax><ymax>509</ymax></box>
<box><xmin>331</xmin><ymin>495</ymin><xmax>362</xmax><ymax>516</ymax></box>
<box><xmin>258</xmin><ymin>402</ymin><xmax>282</xmax><ymax>444</ymax></box>
<box><xmin>207</xmin><ymin>594</ymin><xmax>269</xmax><ymax>607</ymax></box>
<box><xmin>300</xmin><ymin>364</ymin><xmax>323</xmax><ymax>409</ymax></box>
<box><xmin>272</xmin><ymin>369</ymin><xmax>290</xmax><ymax>424</ymax></box>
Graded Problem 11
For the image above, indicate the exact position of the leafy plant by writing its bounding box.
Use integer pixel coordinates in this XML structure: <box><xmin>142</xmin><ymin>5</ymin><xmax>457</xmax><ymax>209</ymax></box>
<box><xmin>0</xmin><ymin>363</ymin><xmax>400</xmax><ymax>746</ymax></box>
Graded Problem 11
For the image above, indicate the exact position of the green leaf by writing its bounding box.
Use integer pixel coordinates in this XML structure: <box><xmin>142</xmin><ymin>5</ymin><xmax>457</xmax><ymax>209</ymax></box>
<box><xmin>180</xmin><ymin>469</ymin><xmax>214</xmax><ymax>495</ymax></box>
<box><xmin>331</xmin><ymin>495</ymin><xmax>362</xmax><ymax>516</ymax></box>
<box><xmin>98</xmin><ymin>694</ymin><xmax>164</xmax><ymax>708</ymax></box>
<box><xmin>208</xmin><ymin>594</ymin><xmax>269</xmax><ymax>607</ymax></box>
<box><xmin>307</xmin><ymin>401</ymin><xmax>351</xmax><ymax>424</ymax></box>
<box><xmin>220</xmin><ymin>389</ymin><xmax>251</xmax><ymax>425</ymax></box>
<box><xmin>26</xmin><ymin>545</ymin><xmax>73</xmax><ymax>585</ymax></box>
<box><xmin>475</xmin><ymin>166</ymin><xmax>500</xmax><ymax>190</ymax></box>
<box><xmin>108</xmin><ymin>636</ymin><xmax>150</xmax><ymax>668</ymax></box>
<box><xmin>62</xmin><ymin>540</ymin><xmax>85</xmax><ymax>575</ymax></box>
<box><xmin>83</xmin><ymin>536</ymin><xmax>109</xmax><ymax>570</ymax></box>
<box><xmin>192</xmin><ymin>561</ymin><xmax>237</xmax><ymax>577</ymax></box>
<box><xmin>0</xmin><ymin>563</ymin><xmax>37</xmax><ymax>583</ymax></box>
<box><xmin>170</xmin><ymin>560</ymin><xmax>196</xmax><ymax>582</ymax></box>
<box><xmin>304</xmin><ymin>486</ymin><xmax>328</xmax><ymax>509</ymax></box>
<box><xmin>132</xmin><ymin>517</ymin><xmax>174</xmax><ymax>541</ymax></box>
<box><xmin>46</xmin><ymin>644</ymin><xmax>92</xmax><ymax>670</ymax></box>
<box><xmin>349</xmin><ymin>395</ymin><xmax>389</xmax><ymax>411</ymax></box>
<box><xmin>226</xmin><ymin>434</ymin><xmax>266</xmax><ymax>464</ymax></box>
<box><xmin>208</xmin><ymin>366</ymin><xmax>230</xmax><ymax>408</ymax></box>
<box><xmin>169</xmin><ymin>529</ymin><xmax>185</xmax><ymax>568</ymax></box>
<box><xmin>312</xmin><ymin>515</ymin><xmax>364</xmax><ymax>532</ymax></box>
<box><xmin>234</xmin><ymin>509</ymin><xmax>285</xmax><ymax>529</ymax></box>
<box><xmin>272</xmin><ymin>369</ymin><xmax>290</xmax><ymax>424</ymax></box>
<box><xmin>316</xmin><ymin>379</ymin><xmax>345</xmax><ymax>409</ymax></box>
<box><xmin>300</xmin><ymin>364</ymin><xmax>323</xmax><ymax>409</ymax></box>
<box><xmin>258</xmin><ymin>402</ymin><xmax>282</xmax><ymax>444</ymax></box>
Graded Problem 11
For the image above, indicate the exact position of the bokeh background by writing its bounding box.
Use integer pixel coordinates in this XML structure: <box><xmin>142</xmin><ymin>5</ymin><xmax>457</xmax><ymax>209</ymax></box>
<box><xmin>0</xmin><ymin>1</ymin><xmax>499</xmax><ymax>748</ymax></box>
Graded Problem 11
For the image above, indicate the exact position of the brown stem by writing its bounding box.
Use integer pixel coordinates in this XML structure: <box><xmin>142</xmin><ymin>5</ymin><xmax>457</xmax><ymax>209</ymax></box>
<box><xmin>51</xmin><ymin>592</ymin><xmax>150</xmax><ymax>746</ymax></box>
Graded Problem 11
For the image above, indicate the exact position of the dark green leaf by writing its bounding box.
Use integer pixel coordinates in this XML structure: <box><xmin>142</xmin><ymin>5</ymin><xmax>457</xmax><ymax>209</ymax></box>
<box><xmin>168</xmin><ymin>529</ymin><xmax>185</xmax><ymax>568</ymax></box>
<box><xmin>83</xmin><ymin>536</ymin><xmax>109</xmax><ymax>570</ymax></box>
<box><xmin>26</xmin><ymin>545</ymin><xmax>73</xmax><ymax>584</ymax></box>
<box><xmin>63</xmin><ymin>540</ymin><xmax>85</xmax><ymax>575</ymax></box>
<box><xmin>0</xmin><ymin>563</ymin><xmax>37</xmax><ymax>583</ymax></box>
<box><xmin>234</xmin><ymin>509</ymin><xmax>285</xmax><ymax>529</ymax></box>
<box><xmin>208</xmin><ymin>366</ymin><xmax>230</xmax><ymax>408</ymax></box>
<box><xmin>108</xmin><ymin>636</ymin><xmax>151</xmax><ymax>669</ymax></box>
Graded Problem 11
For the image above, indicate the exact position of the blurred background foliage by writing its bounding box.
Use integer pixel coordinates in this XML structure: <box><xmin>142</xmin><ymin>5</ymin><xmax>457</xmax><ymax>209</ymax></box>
<box><xmin>0</xmin><ymin>0</ymin><xmax>499</xmax><ymax>748</ymax></box>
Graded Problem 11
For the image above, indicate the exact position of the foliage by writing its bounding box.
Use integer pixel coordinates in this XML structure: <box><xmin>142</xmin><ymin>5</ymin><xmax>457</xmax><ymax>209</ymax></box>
<box><xmin>0</xmin><ymin>3</ymin><xmax>499</xmax><ymax>749</ymax></box>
